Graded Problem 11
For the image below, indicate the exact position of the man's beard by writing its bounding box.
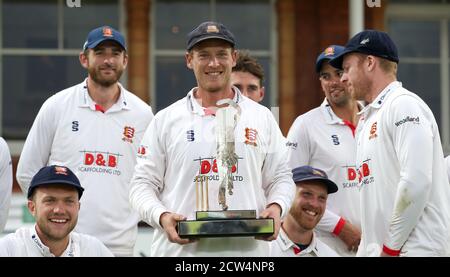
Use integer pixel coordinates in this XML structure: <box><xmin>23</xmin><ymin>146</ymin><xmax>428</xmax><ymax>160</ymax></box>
<box><xmin>89</xmin><ymin>66</ymin><xmax>123</xmax><ymax>87</ymax></box>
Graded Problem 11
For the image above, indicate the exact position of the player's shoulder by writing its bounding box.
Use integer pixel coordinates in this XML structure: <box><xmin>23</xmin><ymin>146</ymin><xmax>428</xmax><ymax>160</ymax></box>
<box><xmin>0</xmin><ymin>228</ymin><xmax>28</xmax><ymax>253</ymax></box>
<box><xmin>0</xmin><ymin>136</ymin><xmax>8</xmax><ymax>149</ymax></box>
<box><xmin>240</xmin><ymin>96</ymin><xmax>269</xmax><ymax>112</ymax></box>
<box><xmin>0</xmin><ymin>136</ymin><xmax>11</xmax><ymax>165</ymax></box>
<box><xmin>153</xmin><ymin>96</ymin><xmax>188</xmax><ymax>121</ymax></box>
<box><xmin>292</xmin><ymin>106</ymin><xmax>322</xmax><ymax>126</ymax></box>
<box><xmin>72</xmin><ymin>231</ymin><xmax>100</xmax><ymax>244</ymax></box>
<box><xmin>72</xmin><ymin>232</ymin><xmax>114</xmax><ymax>257</ymax></box>
<box><xmin>386</xmin><ymin>86</ymin><xmax>431</xmax><ymax>114</ymax></box>
<box><xmin>43</xmin><ymin>82</ymin><xmax>84</xmax><ymax>108</ymax></box>
<box><xmin>121</xmin><ymin>87</ymin><xmax>153</xmax><ymax>115</ymax></box>
<box><xmin>383</xmin><ymin>84</ymin><xmax>422</xmax><ymax>106</ymax></box>
<box><xmin>315</xmin><ymin>239</ymin><xmax>340</xmax><ymax>257</ymax></box>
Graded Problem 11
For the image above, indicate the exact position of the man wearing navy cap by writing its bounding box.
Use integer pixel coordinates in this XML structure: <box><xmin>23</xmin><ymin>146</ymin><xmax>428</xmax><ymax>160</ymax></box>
<box><xmin>330</xmin><ymin>30</ymin><xmax>450</xmax><ymax>257</ymax></box>
<box><xmin>0</xmin><ymin>165</ymin><xmax>113</xmax><ymax>257</ymax></box>
<box><xmin>130</xmin><ymin>21</ymin><xmax>294</xmax><ymax>256</ymax></box>
<box><xmin>286</xmin><ymin>45</ymin><xmax>362</xmax><ymax>256</ymax></box>
<box><xmin>16</xmin><ymin>26</ymin><xmax>154</xmax><ymax>256</ymax></box>
<box><xmin>269</xmin><ymin>166</ymin><xmax>339</xmax><ymax>257</ymax></box>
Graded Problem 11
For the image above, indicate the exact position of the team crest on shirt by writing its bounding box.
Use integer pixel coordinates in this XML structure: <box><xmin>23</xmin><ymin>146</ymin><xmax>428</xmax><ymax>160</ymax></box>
<box><xmin>369</xmin><ymin>122</ymin><xmax>378</xmax><ymax>140</ymax></box>
<box><xmin>122</xmin><ymin>126</ymin><xmax>135</xmax><ymax>143</ymax></box>
<box><xmin>244</xmin><ymin>128</ymin><xmax>258</xmax><ymax>146</ymax></box>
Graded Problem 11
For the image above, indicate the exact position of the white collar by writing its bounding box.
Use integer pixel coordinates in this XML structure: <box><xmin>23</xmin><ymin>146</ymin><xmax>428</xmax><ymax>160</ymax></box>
<box><xmin>186</xmin><ymin>86</ymin><xmax>242</xmax><ymax>116</ymax></box>
<box><xmin>320</xmin><ymin>98</ymin><xmax>364</xmax><ymax>125</ymax></box>
<box><xmin>277</xmin><ymin>225</ymin><xmax>320</xmax><ymax>256</ymax></box>
<box><xmin>78</xmin><ymin>79</ymin><xmax>131</xmax><ymax>113</ymax></box>
<box><xmin>359</xmin><ymin>81</ymin><xmax>402</xmax><ymax>115</ymax></box>
<box><xmin>31</xmin><ymin>225</ymin><xmax>75</xmax><ymax>257</ymax></box>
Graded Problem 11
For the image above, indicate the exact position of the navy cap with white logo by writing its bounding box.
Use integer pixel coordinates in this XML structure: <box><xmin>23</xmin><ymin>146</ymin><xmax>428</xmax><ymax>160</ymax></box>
<box><xmin>329</xmin><ymin>29</ymin><xmax>399</xmax><ymax>69</ymax></box>
<box><xmin>292</xmin><ymin>166</ymin><xmax>338</xmax><ymax>194</ymax></box>
<box><xmin>315</xmin><ymin>45</ymin><xmax>345</xmax><ymax>73</ymax></box>
<box><xmin>186</xmin><ymin>21</ymin><xmax>236</xmax><ymax>51</ymax></box>
<box><xmin>83</xmin><ymin>26</ymin><xmax>126</xmax><ymax>51</ymax></box>
<box><xmin>28</xmin><ymin>165</ymin><xmax>84</xmax><ymax>199</ymax></box>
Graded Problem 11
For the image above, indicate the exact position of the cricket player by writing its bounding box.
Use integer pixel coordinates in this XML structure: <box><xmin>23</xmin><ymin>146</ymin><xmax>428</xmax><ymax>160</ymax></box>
<box><xmin>286</xmin><ymin>45</ymin><xmax>362</xmax><ymax>256</ymax></box>
<box><xmin>330</xmin><ymin>29</ymin><xmax>450</xmax><ymax>257</ymax></box>
<box><xmin>231</xmin><ymin>50</ymin><xmax>265</xmax><ymax>103</ymax></box>
<box><xmin>270</xmin><ymin>166</ymin><xmax>339</xmax><ymax>257</ymax></box>
<box><xmin>16</xmin><ymin>26</ymin><xmax>154</xmax><ymax>256</ymax></box>
<box><xmin>129</xmin><ymin>21</ymin><xmax>295</xmax><ymax>257</ymax></box>
<box><xmin>0</xmin><ymin>165</ymin><xmax>113</xmax><ymax>257</ymax></box>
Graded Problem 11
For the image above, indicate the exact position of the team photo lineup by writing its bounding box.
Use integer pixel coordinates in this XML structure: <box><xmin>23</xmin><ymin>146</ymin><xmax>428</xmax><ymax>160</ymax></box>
<box><xmin>1</xmin><ymin>0</ymin><xmax>450</xmax><ymax>258</ymax></box>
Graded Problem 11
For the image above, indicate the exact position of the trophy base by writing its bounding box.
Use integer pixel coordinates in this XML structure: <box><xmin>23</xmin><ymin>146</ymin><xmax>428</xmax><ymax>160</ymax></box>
<box><xmin>177</xmin><ymin>210</ymin><xmax>274</xmax><ymax>238</ymax></box>
<box><xmin>196</xmin><ymin>210</ymin><xmax>256</xmax><ymax>220</ymax></box>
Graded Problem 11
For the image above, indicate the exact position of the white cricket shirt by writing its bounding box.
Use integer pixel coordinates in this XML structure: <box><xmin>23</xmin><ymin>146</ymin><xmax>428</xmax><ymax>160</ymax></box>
<box><xmin>286</xmin><ymin>98</ymin><xmax>361</xmax><ymax>256</ymax></box>
<box><xmin>130</xmin><ymin>88</ymin><xmax>295</xmax><ymax>257</ymax></box>
<box><xmin>269</xmin><ymin>227</ymin><xmax>339</xmax><ymax>257</ymax></box>
<box><xmin>0</xmin><ymin>137</ymin><xmax>12</xmax><ymax>232</ymax></box>
<box><xmin>16</xmin><ymin>80</ymin><xmax>154</xmax><ymax>256</ymax></box>
<box><xmin>356</xmin><ymin>81</ymin><xmax>450</xmax><ymax>257</ymax></box>
<box><xmin>0</xmin><ymin>226</ymin><xmax>113</xmax><ymax>257</ymax></box>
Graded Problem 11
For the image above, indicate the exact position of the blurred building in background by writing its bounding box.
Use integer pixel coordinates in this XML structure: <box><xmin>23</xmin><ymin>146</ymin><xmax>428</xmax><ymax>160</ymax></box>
<box><xmin>1</xmin><ymin>0</ymin><xmax>449</xmax><ymax>195</ymax></box>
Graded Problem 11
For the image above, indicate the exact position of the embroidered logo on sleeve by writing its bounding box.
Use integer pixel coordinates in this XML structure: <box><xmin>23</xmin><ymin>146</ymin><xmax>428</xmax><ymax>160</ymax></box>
<box><xmin>395</xmin><ymin>116</ymin><xmax>420</xmax><ymax>127</ymax></box>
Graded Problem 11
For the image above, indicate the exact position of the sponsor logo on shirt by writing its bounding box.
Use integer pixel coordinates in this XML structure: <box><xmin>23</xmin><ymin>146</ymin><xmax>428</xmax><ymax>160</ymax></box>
<box><xmin>122</xmin><ymin>126</ymin><xmax>135</xmax><ymax>143</ymax></box>
<box><xmin>286</xmin><ymin>141</ymin><xmax>298</xmax><ymax>149</ymax></box>
<box><xmin>187</xmin><ymin>130</ymin><xmax>195</xmax><ymax>142</ymax></box>
<box><xmin>331</xmin><ymin>135</ymin><xmax>340</xmax><ymax>145</ymax></box>
<box><xmin>395</xmin><ymin>116</ymin><xmax>420</xmax><ymax>127</ymax></box>
<box><xmin>369</xmin><ymin>122</ymin><xmax>378</xmax><ymax>140</ymax></box>
<box><xmin>193</xmin><ymin>156</ymin><xmax>244</xmax><ymax>182</ymax></box>
<box><xmin>72</xmin><ymin>121</ymin><xmax>79</xmax><ymax>132</ymax></box>
<box><xmin>79</xmin><ymin>150</ymin><xmax>123</xmax><ymax>176</ymax></box>
<box><xmin>342</xmin><ymin>165</ymin><xmax>360</xmax><ymax>189</ymax></box>
<box><xmin>31</xmin><ymin>234</ymin><xmax>45</xmax><ymax>254</ymax></box>
<box><xmin>357</xmin><ymin>159</ymin><xmax>374</xmax><ymax>188</ymax></box>
<box><xmin>137</xmin><ymin>145</ymin><xmax>147</xmax><ymax>155</ymax></box>
<box><xmin>244</xmin><ymin>128</ymin><xmax>258</xmax><ymax>146</ymax></box>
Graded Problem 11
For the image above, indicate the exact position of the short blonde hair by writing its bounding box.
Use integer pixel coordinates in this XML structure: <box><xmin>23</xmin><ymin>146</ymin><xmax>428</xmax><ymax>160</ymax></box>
<box><xmin>378</xmin><ymin>58</ymin><xmax>397</xmax><ymax>75</ymax></box>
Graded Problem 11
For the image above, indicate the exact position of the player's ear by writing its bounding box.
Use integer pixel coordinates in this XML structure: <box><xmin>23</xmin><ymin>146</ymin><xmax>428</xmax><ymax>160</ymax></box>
<box><xmin>122</xmin><ymin>52</ymin><xmax>128</xmax><ymax>69</ymax></box>
<box><xmin>27</xmin><ymin>199</ymin><xmax>36</xmax><ymax>217</ymax></box>
<box><xmin>259</xmin><ymin>87</ymin><xmax>265</xmax><ymax>102</ymax></box>
<box><xmin>366</xmin><ymin>55</ymin><xmax>376</xmax><ymax>72</ymax></box>
<box><xmin>79</xmin><ymin>51</ymin><xmax>89</xmax><ymax>69</ymax></box>
<box><xmin>231</xmin><ymin>49</ymin><xmax>237</xmax><ymax>67</ymax></box>
<box><xmin>185</xmin><ymin>51</ymin><xmax>193</xmax><ymax>70</ymax></box>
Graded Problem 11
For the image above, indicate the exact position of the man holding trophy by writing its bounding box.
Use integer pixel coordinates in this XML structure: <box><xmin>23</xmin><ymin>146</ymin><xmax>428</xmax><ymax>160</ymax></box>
<box><xmin>129</xmin><ymin>21</ymin><xmax>295</xmax><ymax>256</ymax></box>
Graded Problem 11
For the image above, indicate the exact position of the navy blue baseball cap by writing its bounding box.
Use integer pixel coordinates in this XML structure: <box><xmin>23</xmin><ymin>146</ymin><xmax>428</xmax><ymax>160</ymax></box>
<box><xmin>329</xmin><ymin>29</ymin><xmax>399</xmax><ymax>69</ymax></box>
<box><xmin>292</xmin><ymin>166</ymin><xmax>338</xmax><ymax>194</ymax></box>
<box><xmin>28</xmin><ymin>165</ymin><xmax>84</xmax><ymax>199</ymax></box>
<box><xmin>83</xmin><ymin>26</ymin><xmax>126</xmax><ymax>51</ymax></box>
<box><xmin>186</xmin><ymin>21</ymin><xmax>235</xmax><ymax>51</ymax></box>
<box><xmin>315</xmin><ymin>45</ymin><xmax>345</xmax><ymax>73</ymax></box>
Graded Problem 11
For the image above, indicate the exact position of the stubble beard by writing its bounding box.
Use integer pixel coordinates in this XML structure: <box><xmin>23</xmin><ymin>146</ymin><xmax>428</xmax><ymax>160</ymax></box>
<box><xmin>289</xmin><ymin>205</ymin><xmax>316</xmax><ymax>232</ymax></box>
<box><xmin>89</xmin><ymin>66</ymin><xmax>123</xmax><ymax>88</ymax></box>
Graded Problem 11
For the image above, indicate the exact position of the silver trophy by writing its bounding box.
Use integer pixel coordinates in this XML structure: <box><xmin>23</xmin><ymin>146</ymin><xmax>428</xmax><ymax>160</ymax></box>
<box><xmin>177</xmin><ymin>99</ymin><xmax>274</xmax><ymax>238</ymax></box>
<box><xmin>215</xmin><ymin>98</ymin><xmax>241</xmax><ymax>210</ymax></box>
